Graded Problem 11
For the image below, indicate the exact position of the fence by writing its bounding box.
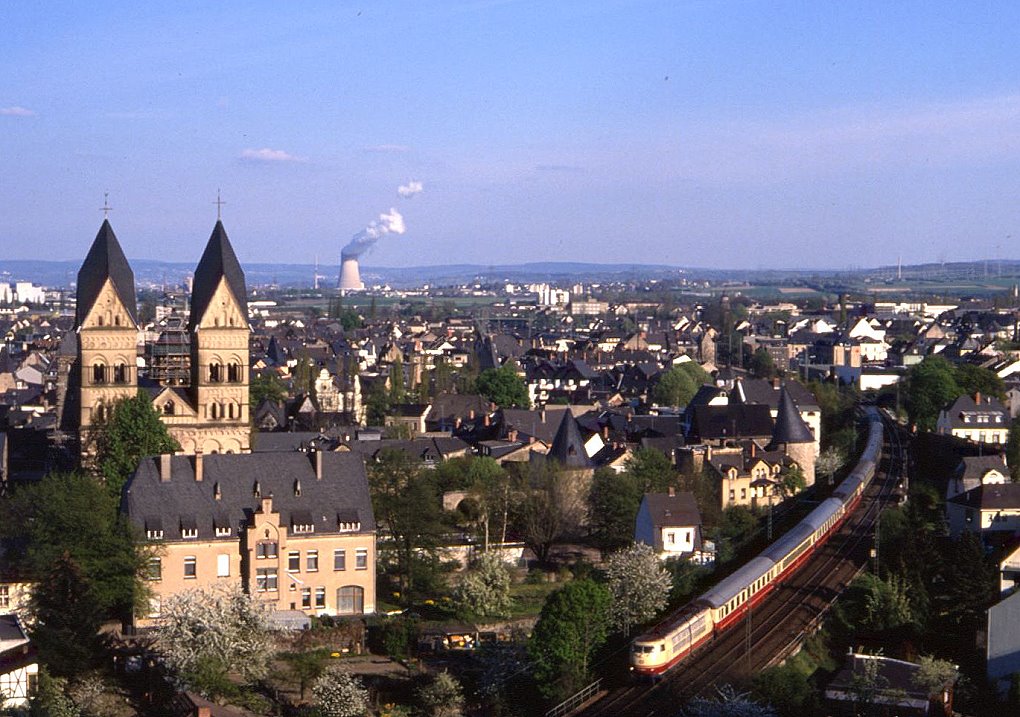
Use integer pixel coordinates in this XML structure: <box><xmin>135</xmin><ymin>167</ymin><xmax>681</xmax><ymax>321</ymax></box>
<box><xmin>545</xmin><ymin>678</ymin><xmax>602</xmax><ymax>717</ymax></box>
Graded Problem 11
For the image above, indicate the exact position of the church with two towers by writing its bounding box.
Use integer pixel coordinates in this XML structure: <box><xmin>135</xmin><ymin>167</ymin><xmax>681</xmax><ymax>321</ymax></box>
<box><xmin>63</xmin><ymin>218</ymin><xmax>251</xmax><ymax>456</ymax></box>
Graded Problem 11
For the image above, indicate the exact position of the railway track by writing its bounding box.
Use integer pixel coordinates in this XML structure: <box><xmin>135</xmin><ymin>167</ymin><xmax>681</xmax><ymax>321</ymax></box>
<box><xmin>578</xmin><ymin>410</ymin><xmax>907</xmax><ymax>717</ymax></box>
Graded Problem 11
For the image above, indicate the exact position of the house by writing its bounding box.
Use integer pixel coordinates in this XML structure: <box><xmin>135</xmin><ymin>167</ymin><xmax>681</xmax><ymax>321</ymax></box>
<box><xmin>122</xmin><ymin>451</ymin><xmax>376</xmax><ymax>629</ymax></box>
<box><xmin>946</xmin><ymin>455</ymin><xmax>1008</xmax><ymax>501</ymax></box>
<box><xmin>988</xmin><ymin>588</ymin><xmax>1020</xmax><ymax>693</ymax></box>
<box><xmin>0</xmin><ymin>615</ymin><xmax>37</xmax><ymax>710</ymax></box>
<box><xmin>946</xmin><ymin>482</ymin><xmax>1020</xmax><ymax>539</ymax></box>
<box><xmin>825</xmin><ymin>652</ymin><xmax>956</xmax><ymax>716</ymax></box>
<box><xmin>634</xmin><ymin>489</ymin><xmax>705</xmax><ymax>560</ymax></box>
<box><xmin>706</xmin><ymin>441</ymin><xmax>791</xmax><ymax>510</ymax></box>
<box><xmin>935</xmin><ymin>393</ymin><xmax>1010</xmax><ymax>444</ymax></box>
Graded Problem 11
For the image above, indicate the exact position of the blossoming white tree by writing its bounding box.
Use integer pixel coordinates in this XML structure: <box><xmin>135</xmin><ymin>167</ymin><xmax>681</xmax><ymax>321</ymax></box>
<box><xmin>312</xmin><ymin>664</ymin><xmax>370</xmax><ymax>717</ymax></box>
<box><xmin>452</xmin><ymin>551</ymin><xmax>513</xmax><ymax>618</ymax></box>
<box><xmin>605</xmin><ymin>542</ymin><xmax>671</xmax><ymax>635</ymax></box>
<box><xmin>157</xmin><ymin>585</ymin><xmax>272</xmax><ymax>693</ymax></box>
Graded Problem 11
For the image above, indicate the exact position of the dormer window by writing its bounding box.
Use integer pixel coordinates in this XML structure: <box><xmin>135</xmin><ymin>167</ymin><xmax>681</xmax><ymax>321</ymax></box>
<box><xmin>181</xmin><ymin>528</ymin><xmax>198</xmax><ymax>539</ymax></box>
<box><xmin>145</xmin><ymin>517</ymin><xmax>163</xmax><ymax>540</ymax></box>
<box><xmin>215</xmin><ymin>526</ymin><xmax>232</xmax><ymax>537</ymax></box>
<box><xmin>164</xmin><ymin>401</ymin><xmax>175</xmax><ymax>416</ymax></box>
<box><xmin>146</xmin><ymin>529</ymin><xmax>164</xmax><ymax>540</ymax></box>
<box><xmin>253</xmin><ymin>481</ymin><xmax>261</xmax><ymax>498</ymax></box>
<box><xmin>292</xmin><ymin>523</ymin><xmax>314</xmax><ymax>534</ymax></box>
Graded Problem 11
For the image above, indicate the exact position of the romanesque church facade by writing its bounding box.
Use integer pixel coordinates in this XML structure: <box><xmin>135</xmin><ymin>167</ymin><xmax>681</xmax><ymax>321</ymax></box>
<box><xmin>63</xmin><ymin>219</ymin><xmax>251</xmax><ymax>456</ymax></box>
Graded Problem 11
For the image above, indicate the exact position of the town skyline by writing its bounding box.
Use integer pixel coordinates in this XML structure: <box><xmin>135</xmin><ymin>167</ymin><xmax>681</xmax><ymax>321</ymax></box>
<box><xmin>6</xmin><ymin>2</ymin><xmax>1020</xmax><ymax>269</ymax></box>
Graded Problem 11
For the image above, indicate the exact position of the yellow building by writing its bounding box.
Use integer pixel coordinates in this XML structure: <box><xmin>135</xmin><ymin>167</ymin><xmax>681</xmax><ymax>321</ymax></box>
<box><xmin>123</xmin><ymin>451</ymin><xmax>376</xmax><ymax>628</ymax></box>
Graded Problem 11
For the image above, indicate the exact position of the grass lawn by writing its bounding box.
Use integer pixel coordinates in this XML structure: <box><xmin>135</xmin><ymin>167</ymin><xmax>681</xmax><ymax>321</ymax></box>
<box><xmin>508</xmin><ymin>580</ymin><xmax>561</xmax><ymax>619</ymax></box>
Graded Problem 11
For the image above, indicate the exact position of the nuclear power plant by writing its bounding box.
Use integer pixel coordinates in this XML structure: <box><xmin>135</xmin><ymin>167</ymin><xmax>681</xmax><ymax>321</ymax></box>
<box><xmin>338</xmin><ymin>252</ymin><xmax>364</xmax><ymax>291</ymax></box>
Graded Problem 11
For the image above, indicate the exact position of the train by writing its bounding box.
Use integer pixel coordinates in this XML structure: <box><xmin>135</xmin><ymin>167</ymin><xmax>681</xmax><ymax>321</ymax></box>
<box><xmin>630</xmin><ymin>407</ymin><xmax>884</xmax><ymax>677</ymax></box>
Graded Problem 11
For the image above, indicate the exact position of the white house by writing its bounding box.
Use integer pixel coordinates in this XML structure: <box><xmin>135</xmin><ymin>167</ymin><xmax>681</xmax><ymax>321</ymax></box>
<box><xmin>936</xmin><ymin>393</ymin><xmax>1010</xmax><ymax>444</ymax></box>
<box><xmin>634</xmin><ymin>489</ymin><xmax>704</xmax><ymax>560</ymax></box>
<box><xmin>0</xmin><ymin>615</ymin><xmax>36</xmax><ymax>709</ymax></box>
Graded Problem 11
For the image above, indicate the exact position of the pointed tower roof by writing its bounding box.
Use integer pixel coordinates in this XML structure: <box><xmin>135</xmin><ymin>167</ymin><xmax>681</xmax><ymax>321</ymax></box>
<box><xmin>75</xmin><ymin>219</ymin><xmax>137</xmax><ymax>328</ymax></box>
<box><xmin>189</xmin><ymin>221</ymin><xmax>247</xmax><ymax>330</ymax></box>
<box><xmin>548</xmin><ymin>410</ymin><xmax>593</xmax><ymax>469</ymax></box>
<box><xmin>768</xmin><ymin>386</ymin><xmax>814</xmax><ymax>447</ymax></box>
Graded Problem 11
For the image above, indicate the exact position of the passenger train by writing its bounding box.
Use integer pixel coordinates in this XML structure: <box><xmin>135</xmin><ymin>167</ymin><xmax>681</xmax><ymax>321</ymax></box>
<box><xmin>630</xmin><ymin>407</ymin><xmax>884</xmax><ymax>677</ymax></box>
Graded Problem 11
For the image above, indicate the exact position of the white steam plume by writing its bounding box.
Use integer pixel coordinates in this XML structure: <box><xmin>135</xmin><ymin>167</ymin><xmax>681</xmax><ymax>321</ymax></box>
<box><xmin>397</xmin><ymin>180</ymin><xmax>424</xmax><ymax>198</ymax></box>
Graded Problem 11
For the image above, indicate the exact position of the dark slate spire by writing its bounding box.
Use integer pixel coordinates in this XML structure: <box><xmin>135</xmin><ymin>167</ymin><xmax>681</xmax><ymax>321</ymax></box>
<box><xmin>75</xmin><ymin>219</ymin><xmax>137</xmax><ymax>328</ymax></box>
<box><xmin>189</xmin><ymin>221</ymin><xmax>247</xmax><ymax>330</ymax></box>
<box><xmin>768</xmin><ymin>386</ymin><xmax>814</xmax><ymax>448</ymax></box>
<box><xmin>548</xmin><ymin>410</ymin><xmax>593</xmax><ymax>469</ymax></box>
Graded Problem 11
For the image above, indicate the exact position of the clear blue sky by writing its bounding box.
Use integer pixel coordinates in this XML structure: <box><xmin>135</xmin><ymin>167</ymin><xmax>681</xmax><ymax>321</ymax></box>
<box><xmin>4</xmin><ymin>1</ymin><xmax>1020</xmax><ymax>270</ymax></box>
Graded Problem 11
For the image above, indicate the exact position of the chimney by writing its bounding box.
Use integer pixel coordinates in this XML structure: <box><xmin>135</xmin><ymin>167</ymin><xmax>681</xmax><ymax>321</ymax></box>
<box><xmin>772</xmin><ymin>377</ymin><xmax>781</xmax><ymax>389</ymax></box>
<box><xmin>197</xmin><ymin>708</ymin><xmax>212</xmax><ymax>717</ymax></box>
<box><xmin>602</xmin><ymin>425</ymin><xmax>609</xmax><ymax>440</ymax></box>
<box><xmin>484</xmin><ymin>413</ymin><xmax>491</xmax><ymax>427</ymax></box>
<box><xmin>509</xmin><ymin>429</ymin><xmax>518</xmax><ymax>442</ymax></box>
<box><xmin>975</xmin><ymin>391</ymin><xmax>982</xmax><ymax>405</ymax></box>
<box><xmin>540</xmin><ymin>409</ymin><xmax>547</xmax><ymax>423</ymax></box>
<box><xmin>750</xmin><ymin>443</ymin><xmax>756</xmax><ymax>458</ymax></box>
<box><xmin>706</xmin><ymin>445</ymin><xmax>713</xmax><ymax>461</ymax></box>
<box><xmin>668</xmin><ymin>486</ymin><xmax>676</xmax><ymax>497</ymax></box>
<box><xmin>193</xmin><ymin>451</ymin><xmax>203</xmax><ymax>482</ymax></box>
<box><xmin>160</xmin><ymin>453</ymin><xmax>172</xmax><ymax>482</ymax></box>
<box><xmin>469</xmin><ymin>409</ymin><xmax>475</xmax><ymax>420</ymax></box>
<box><xmin>316</xmin><ymin>449</ymin><xmax>323</xmax><ymax>480</ymax></box>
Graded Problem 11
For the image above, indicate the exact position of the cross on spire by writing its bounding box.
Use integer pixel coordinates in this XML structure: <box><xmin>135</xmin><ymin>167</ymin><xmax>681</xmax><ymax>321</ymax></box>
<box><xmin>99</xmin><ymin>192</ymin><xmax>113</xmax><ymax>219</ymax></box>
<box><xmin>214</xmin><ymin>189</ymin><xmax>226</xmax><ymax>220</ymax></box>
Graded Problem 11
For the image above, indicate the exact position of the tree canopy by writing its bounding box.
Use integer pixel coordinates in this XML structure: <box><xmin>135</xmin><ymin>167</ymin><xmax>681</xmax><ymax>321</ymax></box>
<box><xmin>89</xmin><ymin>390</ymin><xmax>181</xmax><ymax>499</ymax></box>
<box><xmin>904</xmin><ymin>356</ymin><xmax>1004</xmax><ymax>432</ymax></box>
<box><xmin>604</xmin><ymin>543</ymin><xmax>671</xmax><ymax>635</ymax></box>
<box><xmin>476</xmin><ymin>364</ymin><xmax>530</xmax><ymax>408</ymax></box>
<box><xmin>528</xmin><ymin>579</ymin><xmax>612</xmax><ymax>699</ymax></box>
<box><xmin>587</xmin><ymin>467</ymin><xmax>641</xmax><ymax>553</ymax></box>
<box><xmin>653</xmin><ymin>362</ymin><xmax>710</xmax><ymax>407</ymax></box>
<box><xmin>250</xmin><ymin>372</ymin><xmax>287</xmax><ymax>406</ymax></box>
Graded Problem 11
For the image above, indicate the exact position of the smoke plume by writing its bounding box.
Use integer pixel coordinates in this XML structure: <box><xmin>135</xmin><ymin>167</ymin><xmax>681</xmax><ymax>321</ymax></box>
<box><xmin>341</xmin><ymin>182</ymin><xmax>424</xmax><ymax>259</ymax></box>
<box><xmin>397</xmin><ymin>180</ymin><xmax>423</xmax><ymax>198</ymax></box>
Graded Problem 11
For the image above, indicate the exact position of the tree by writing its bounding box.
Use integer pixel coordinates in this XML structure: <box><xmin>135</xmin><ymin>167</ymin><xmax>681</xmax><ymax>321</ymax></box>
<box><xmin>365</xmin><ymin>382</ymin><xmax>391</xmax><ymax>426</ymax></box>
<box><xmin>529</xmin><ymin>579</ymin><xmax>612</xmax><ymax>699</ymax></box>
<box><xmin>281</xmin><ymin>649</ymin><xmax>329</xmax><ymax>700</ymax></box>
<box><xmin>625</xmin><ymin>447</ymin><xmax>676</xmax><ymax>493</ymax></box>
<box><xmin>417</xmin><ymin>671</ymin><xmax>464</xmax><ymax>717</ymax></box>
<box><xmin>652</xmin><ymin>366</ymin><xmax>697</xmax><ymax>407</ymax></box>
<box><xmin>778</xmin><ymin>464</ymin><xmax>805</xmax><ymax>497</ymax></box>
<box><xmin>749</xmin><ymin>347</ymin><xmax>777</xmax><ymax>379</ymax></box>
<box><xmin>815</xmin><ymin>446</ymin><xmax>845</xmax><ymax>486</ymax></box>
<box><xmin>911</xmin><ymin>655</ymin><xmax>958</xmax><ymax>700</ymax></box>
<box><xmin>369</xmin><ymin>449</ymin><xmax>447</xmax><ymax>599</ymax></box>
<box><xmin>604</xmin><ymin>543</ymin><xmax>671</xmax><ymax>635</ymax></box>
<box><xmin>587</xmin><ymin>468</ymin><xmax>641</xmax><ymax>553</ymax></box>
<box><xmin>312</xmin><ymin>664</ymin><xmax>370</xmax><ymax>717</ymax></box>
<box><xmin>904</xmin><ymin>356</ymin><xmax>961</xmax><ymax>432</ymax></box>
<box><xmin>753</xmin><ymin>664</ymin><xmax>815</xmax><ymax>716</ymax></box>
<box><xmin>453</xmin><ymin>552</ymin><xmax>513</xmax><ymax>618</ymax></box>
<box><xmin>1008</xmin><ymin>418</ymin><xmax>1020</xmax><ymax>482</ymax></box>
<box><xmin>157</xmin><ymin>585</ymin><xmax>272</xmax><ymax>695</ymax></box>
<box><xmin>935</xmin><ymin>531</ymin><xmax>997</xmax><ymax>632</ymax></box>
<box><xmin>28</xmin><ymin>671</ymin><xmax>79</xmax><ymax>717</ymax></box>
<box><xmin>437</xmin><ymin>456</ymin><xmax>509</xmax><ymax>550</ymax></box>
<box><xmin>834</xmin><ymin>573</ymin><xmax>919</xmax><ymax>637</ymax></box>
<box><xmin>513</xmin><ymin>462</ymin><xmax>580</xmax><ymax>566</ymax></box>
<box><xmin>954</xmin><ymin>363</ymin><xmax>1005</xmax><ymax>401</ymax></box>
<box><xmin>89</xmin><ymin>390</ymin><xmax>181</xmax><ymax>500</ymax></box>
<box><xmin>389</xmin><ymin>356</ymin><xmax>406</xmax><ymax>404</ymax></box>
<box><xmin>250</xmin><ymin>372</ymin><xmax>287</xmax><ymax>406</ymax></box>
<box><xmin>28</xmin><ymin>552</ymin><xmax>103</xmax><ymax>679</ymax></box>
<box><xmin>683</xmin><ymin>686</ymin><xmax>778</xmax><ymax>717</ymax></box>
<box><xmin>0</xmin><ymin>471</ymin><xmax>147</xmax><ymax>620</ymax></box>
<box><xmin>476</xmin><ymin>365</ymin><xmax>529</xmax><ymax>408</ymax></box>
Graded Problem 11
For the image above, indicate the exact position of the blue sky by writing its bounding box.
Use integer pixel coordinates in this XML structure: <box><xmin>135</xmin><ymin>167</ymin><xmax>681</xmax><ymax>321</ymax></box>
<box><xmin>4</xmin><ymin>1</ymin><xmax>1020</xmax><ymax>270</ymax></box>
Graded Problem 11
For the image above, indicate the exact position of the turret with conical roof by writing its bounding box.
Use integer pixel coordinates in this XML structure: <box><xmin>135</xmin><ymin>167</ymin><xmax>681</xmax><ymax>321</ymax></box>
<box><xmin>548</xmin><ymin>410</ymin><xmax>593</xmax><ymax>469</ymax></box>
<box><xmin>767</xmin><ymin>386</ymin><xmax>817</xmax><ymax>486</ymax></box>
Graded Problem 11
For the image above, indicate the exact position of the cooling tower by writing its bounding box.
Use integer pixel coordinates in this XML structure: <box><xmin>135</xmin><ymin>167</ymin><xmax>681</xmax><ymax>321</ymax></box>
<box><xmin>338</xmin><ymin>257</ymin><xmax>364</xmax><ymax>291</ymax></box>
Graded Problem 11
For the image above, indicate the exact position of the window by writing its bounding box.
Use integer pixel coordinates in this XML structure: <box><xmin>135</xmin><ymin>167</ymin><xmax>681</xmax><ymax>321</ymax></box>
<box><xmin>113</xmin><ymin>363</ymin><xmax>128</xmax><ymax>383</ymax></box>
<box><xmin>356</xmin><ymin>548</ymin><xmax>368</xmax><ymax>570</ymax></box>
<box><xmin>0</xmin><ymin>585</ymin><xmax>9</xmax><ymax>608</ymax></box>
<box><xmin>163</xmin><ymin>401</ymin><xmax>175</xmax><ymax>416</ymax></box>
<box><xmin>288</xmin><ymin>551</ymin><xmax>301</xmax><ymax>572</ymax></box>
<box><xmin>256</xmin><ymin>567</ymin><xmax>278</xmax><ymax>592</ymax></box>
<box><xmin>307</xmin><ymin>550</ymin><xmax>319</xmax><ymax>572</ymax></box>
<box><xmin>292</xmin><ymin>521</ymin><xmax>314</xmax><ymax>534</ymax></box>
<box><xmin>337</xmin><ymin>585</ymin><xmax>364</xmax><ymax>615</ymax></box>
<box><xmin>184</xmin><ymin>556</ymin><xmax>197</xmax><ymax>579</ymax></box>
<box><xmin>301</xmin><ymin>587</ymin><xmax>311</xmax><ymax>609</ymax></box>
<box><xmin>146</xmin><ymin>529</ymin><xmax>164</xmax><ymax>540</ymax></box>
<box><xmin>217</xmin><ymin>554</ymin><xmax>230</xmax><ymax>577</ymax></box>
<box><xmin>228</xmin><ymin>363</ymin><xmax>241</xmax><ymax>383</ymax></box>
<box><xmin>666</xmin><ymin>532</ymin><xmax>675</xmax><ymax>545</ymax></box>
<box><xmin>92</xmin><ymin>363</ymin><xmax>106</xmax><ymax>384</ymax></box>
<box><xmin>147</xmin><ymin>557</ymin><xmax>162</xmax><ymax>581</ymax></box>
<box><xmin>147</xmin><ymin>596</ymin><xmax>161</xmax><ymax>619</ymax></box>
<box><xmin>181</xmin><ymin>527</ymin><xmax>198</xmax><ymax>539</ymax></box>
<box><xmin>256</xmin><ymin>541</ymin><xmax>277</xmax><ymax>559</ymax></box>
<box><xmin>334</xmin><ymin>549</ymin><xmax>346</xmax><ymax>571</ymax></box>
<box><xmin>209</xmin><ymin>362</ymin><xmax>221</xmax><ymax>382</ymax></box>
<box><xmin>315</xmin><ymin>587</ymin><xmax>326</xmax><ymax>609</ymax></box>
<box><xmin>215</xmin><ymin>526</ymin><xmax>232</xmax><ymax>538</ymax></box>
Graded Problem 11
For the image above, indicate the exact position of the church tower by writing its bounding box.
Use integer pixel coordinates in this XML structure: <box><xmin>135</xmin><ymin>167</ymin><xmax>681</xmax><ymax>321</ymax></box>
<box><xmin>181</xmin><ymin>220</ymin><xmax>250</xmax><ymax>454</ymax></box>
<box><xmin>75</xmin><ymin>220</ymin><xmax>139</xmax><ymax>448</ymax></box>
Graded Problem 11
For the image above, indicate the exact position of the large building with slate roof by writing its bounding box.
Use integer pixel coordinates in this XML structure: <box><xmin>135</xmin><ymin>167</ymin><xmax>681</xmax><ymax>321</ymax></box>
<box><xmin>68</xmin><ymin>219</ymin><xmax>251</xmax><ymax>455</ymax></box>
<box><xmin>123</xmin><ymin>450</ymin><xmax>376</xmax><ymax>627</ymax></box>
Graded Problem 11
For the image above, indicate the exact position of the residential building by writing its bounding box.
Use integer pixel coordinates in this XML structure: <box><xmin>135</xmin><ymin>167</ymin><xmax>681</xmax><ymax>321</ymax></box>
<box><xmin>935</xmin><ymin>393</ymin><xmax>1010</xmax><ymax>444</ymax></box>
<box><xmin>0</xmin><ymin>615</ymin><xmax>36</xmax><ymax>710</ymax></box>
<box><xmin>634</xmin><ymin>488</ymin><xmax>705</xmax><ymax>560</ymax></box>
<box><xmin>122</xmin><ymin>451</ymin><xmax>376</xmax><ymax>628</ymax></box>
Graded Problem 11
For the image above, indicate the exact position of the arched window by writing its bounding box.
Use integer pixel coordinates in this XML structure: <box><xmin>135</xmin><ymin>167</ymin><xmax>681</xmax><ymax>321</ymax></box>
<box><xmin>163</xmin><ymin>401</ymin><xmax>175</xmax><ymax>416</ymax></box>
<box><xmin>209</xmin><ymin>362</ymin><xmax>222</xmax><ymax>382</ymax></box>
<box><xmin>92</xmin><ymin>363</ymin><xmax>107</xmax><ymax>384</ymax></box>
<box><xmin>113</xmin><ymin>363</ymin><xmax>128</xmax><ymax>384</ymax></box>
<box><xmin>94</xmin><ymin>403</ymin><xmax>106</xmax><ymax>421</ymax></box>
<box><xmin>228</xmin><ymin>362</ymin><xmax>241</xmax><ymax>383</ymax></box>
<box><xmin>337</xmin><ymin>585</ymin><xmax>364</xmax><ymax>615</ymax></box>
<box><xmin>210</xmin><ymin>403</ymin><xmax>219</xmax><ymax>420</ymax></box>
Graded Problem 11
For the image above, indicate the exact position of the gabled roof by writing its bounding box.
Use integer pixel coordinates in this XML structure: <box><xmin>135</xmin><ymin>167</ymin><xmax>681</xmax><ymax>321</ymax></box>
<box><xmin>548</xmin><ymin>410</ymin><xmax>592</xmax><ymax>468</ymax></box>
<box><xmin>768</xmin><ymin>387</ymin><xmax>814</xmax><ymax>446</ymax></box>
<box><xmin>75</xmin><ymin>219</ymin><xmax>137</xmax><ymax>328</ymax></box>
<box><xmin>189</xmin><ymin>221</ymin><xmax>248</xmax><ymax>330</ymax></box>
